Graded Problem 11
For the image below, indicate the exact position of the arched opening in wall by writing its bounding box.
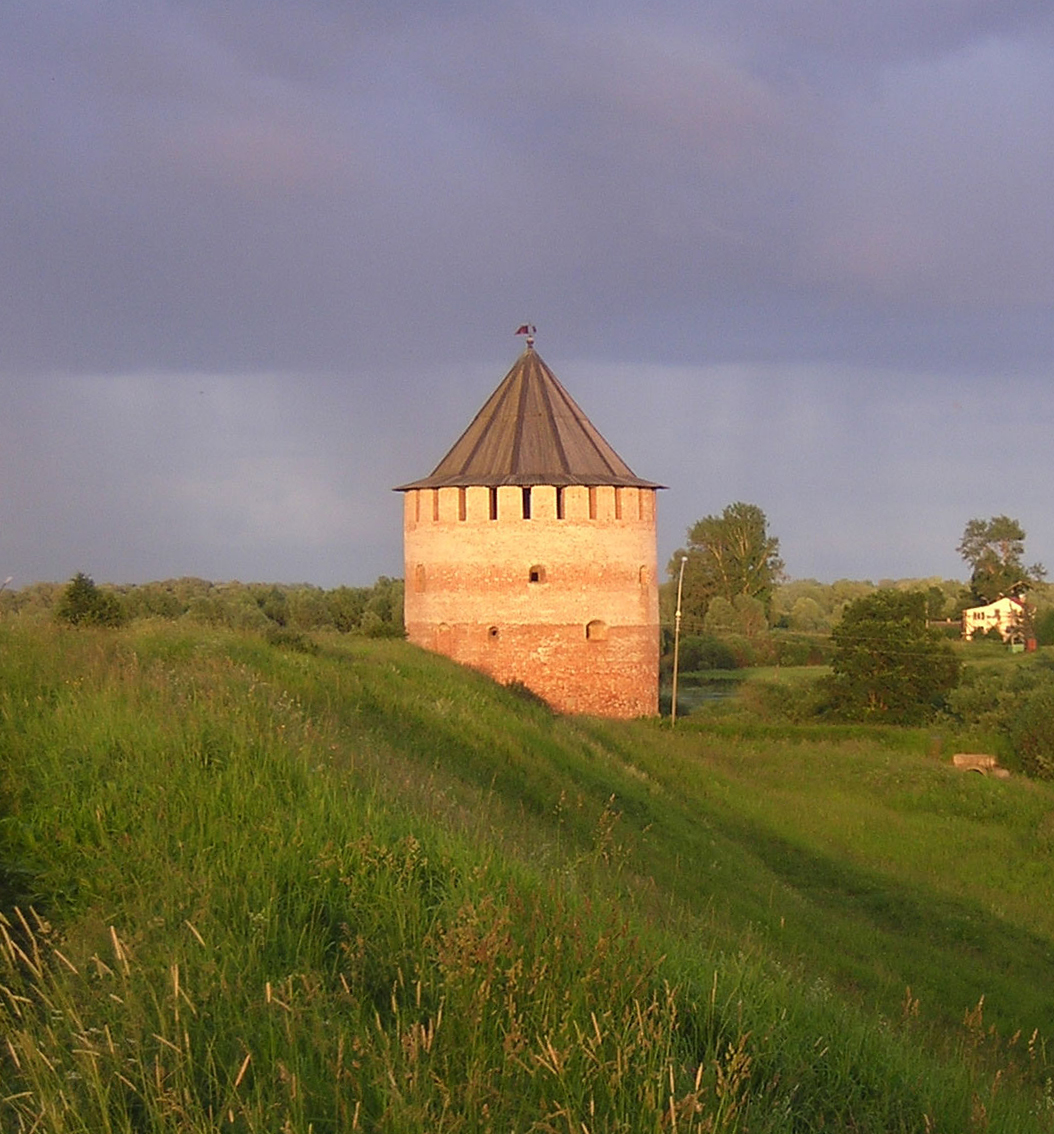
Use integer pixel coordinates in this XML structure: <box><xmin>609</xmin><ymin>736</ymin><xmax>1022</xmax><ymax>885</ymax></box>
<box><xmin>556</xmin><ymin>486</ymin><xmax>565</xmax><ymax>519</ymax></box>
<box><xmin>488</xmin><ymin>625</ymin><xmax>500</xmax><ymax>640</ymax></box>
<box><xmin>435</xmin><ymin>623</ymin><xmax>451</xmax><ymax>649</ymax></box>
<box><xmin>458</xmin><ymin>487</ymin><xmax>467</xmax><ymax>521</ymax></box>
<box><xmin>522</xmin><ymin>486</ymin><xmax>532</xmax><ymax>519</ymax></box>
<box><xmin>489</xmin><ymin>487</ymin><xmax>498</xmax><ymax>521</ymax></box>
<box><xmin>414</xmin><ymin>564</ymin><xmax>426</xmax><ymax>592</ymax></box>
<box><xmin>585</xmin><ymin>620</ymin><xmax>608</xmax><ymax>641</ymax></box>
<box><xmin>638</xmin><ymin>565</ymin><xmax>648</xmax><ymax>587</ymax></box>
<box><xmin>413</xmin><ymin>490</ymin><xmax>421</xmax><ymax>522</ymax></box>
<box><xmin>528</xmin><ymin>565</ymin><xmax>547</xmax><ymax>584</ymax></box>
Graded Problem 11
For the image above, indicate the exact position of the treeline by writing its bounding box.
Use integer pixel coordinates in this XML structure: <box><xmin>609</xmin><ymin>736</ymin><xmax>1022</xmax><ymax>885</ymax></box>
<box><xmin>0</xmin><ymin>574</ymin><xmax>405</xmax><ymax>637</ymax></box>
<box><xmin>773</xmin><ymin>576</ymin><xmax>1054</xmax><ymax>642</ymax></box>
<box><xmin>662</xmin><ymin>575</ymin><xmax>1054</xmax><ymax>651</ymax></box>
<box><xmin>661</xmin><ymin>577</ymin><xmax>969</xmax><ymax>673</ymax></box>
<box><xmin>774</xmin><ymin>576</ymin><xmax>974</xmax><ymax>632</ymax></box>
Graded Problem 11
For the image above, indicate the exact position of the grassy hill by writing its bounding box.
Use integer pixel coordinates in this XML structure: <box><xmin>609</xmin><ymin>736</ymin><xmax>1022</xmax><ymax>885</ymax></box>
<box><xmin>2</xmin><ymin>619</ymin><xmax>1054</xmax><ymax>1131</ymax></box>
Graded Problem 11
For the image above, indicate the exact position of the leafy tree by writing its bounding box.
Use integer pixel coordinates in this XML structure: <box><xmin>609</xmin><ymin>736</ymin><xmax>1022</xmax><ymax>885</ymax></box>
<box><xmin>788</xmin><ymin>595</ymin><xmax>826</xmax><ymax>632</ymax></box>
<box><xmin>326</xmin><ymin>586</ymin><xmax>371</xmax><ymax>632</ymax></box>
<box><xmin>704</xmin><ymin>594</ymin><xmax>767</xmax><ymax>638</ymax></box>
<box><xmin>958</xmin><ymin>515</ymin><xmax>1045</xmax><ymax>604</ymax></box>
<box><xmin>361</xmin><ymin>576</ymin><xmax>405</xmax><ymax>637</ymax></box>
<box><xmin>1036</xmin><ymin>608</ymin><xmax>1054</xmax><ymax>648</ymax></box>
<box><xmin>672</xmin><ymin>502</ymin><xmax>784</xmax><ymax>628</ymax></box>
<box><xmin>826</xmin><ymin>590</ymin><xmax>960</xmax><ymax>724</ymax></box>
<box><xmin>925</xmin><ymin>585</ymin><xmax>948</xmax><ymax>621</ymax></box>
<box><xmin>56</xmin><ymin>572</ymin><xmax>124</xmax><ymax>627</ymax></box>
<box><xmin>253</xmin><ymin>585</ymin><xmax>289</xmax><ymax>626</ymax></box>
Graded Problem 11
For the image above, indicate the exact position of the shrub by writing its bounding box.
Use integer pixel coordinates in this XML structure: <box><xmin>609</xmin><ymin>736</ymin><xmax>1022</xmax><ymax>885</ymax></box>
<box><xmin>773</xmin><ymin>634</ymin><xmax>834</xmax><ymax>667</ymax></box>
<box><xmin>826</xmin><ymin>590</ymin><xmax>960</xmax><ymax>724</ymax></box>
<box><xmin>679</xmin><ymin>634</ymin><xmax>738</xmax><ymax>671</ymax></box>
<box><xmin>1035</xmin><ymin>608</ymin><xmax>1054</xmax><ymax>647</ymax></box>
<box><xmin>264</xmin><ymin>625</ymin><xmax>320</xmax><ymax>654</ymax></box>
<box><xmin>55</xmin><ymin>572</ymin><xmax>124</xmax><ymax>627</ymax></box>
<box><xmin>1010</xmin><ymin>684</ymin><xmax>1054</xmax><ymax>779</ymax></box>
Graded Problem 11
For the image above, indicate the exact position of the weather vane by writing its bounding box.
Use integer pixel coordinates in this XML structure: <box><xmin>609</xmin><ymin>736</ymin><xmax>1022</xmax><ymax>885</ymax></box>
<box><xmin>515</xmin><ymin>323</ymin><xmax>537</xmax><ymax>348</ymax></box>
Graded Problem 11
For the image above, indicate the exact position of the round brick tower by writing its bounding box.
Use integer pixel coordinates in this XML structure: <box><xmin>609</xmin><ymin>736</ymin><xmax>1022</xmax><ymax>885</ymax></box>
<box><xmin>396</xmin><ymin>340</ymin><xmax>661</xmax><ymax>717</ymax></box>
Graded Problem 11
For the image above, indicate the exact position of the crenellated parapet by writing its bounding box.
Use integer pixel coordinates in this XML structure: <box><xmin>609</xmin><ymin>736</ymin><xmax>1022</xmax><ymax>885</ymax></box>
<box><xmin>403</xmin><ymin>484</ymin><xmax>657</xmax><ymax>529</ymax></box>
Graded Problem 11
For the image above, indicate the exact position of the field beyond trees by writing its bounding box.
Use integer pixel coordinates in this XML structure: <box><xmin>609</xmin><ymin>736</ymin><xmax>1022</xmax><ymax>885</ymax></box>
<box><xmin>3</xmin><ymin>619</ymin><xmax>1054</xmax><ymax>1131</ymax></box>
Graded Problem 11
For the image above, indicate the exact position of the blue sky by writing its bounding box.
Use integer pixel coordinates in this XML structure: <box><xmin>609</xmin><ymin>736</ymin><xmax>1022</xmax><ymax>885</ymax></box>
<box><xmin>2</xmin><ymin>2</ymin><xmax>1052</xmax><ymax>587</ymax></box>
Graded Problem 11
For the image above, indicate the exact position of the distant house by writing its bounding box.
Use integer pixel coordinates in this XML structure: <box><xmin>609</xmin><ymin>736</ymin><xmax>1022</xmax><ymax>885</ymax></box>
<box><xmin>961</xmin><ymin>595</ymin><xmax>1030</xmax><ymax>643</ymax></box>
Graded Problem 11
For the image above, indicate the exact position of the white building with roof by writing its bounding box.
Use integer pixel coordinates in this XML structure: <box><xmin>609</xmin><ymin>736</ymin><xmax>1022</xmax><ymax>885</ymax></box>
<box><xmin>961</xmin><ymin>595</ymin><xmax>1029</xmax><ymax>643</ymax></box>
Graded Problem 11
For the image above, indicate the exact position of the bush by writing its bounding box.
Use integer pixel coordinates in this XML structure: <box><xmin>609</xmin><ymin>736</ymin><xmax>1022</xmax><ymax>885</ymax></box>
<box><xmin>1035</xmin><ymin>608</ymin><xmax>1054</xmax><ymax>647</ymax></box>
<box><xmin>825</xmin><ymin>590</ymin><xmax>960</xmax><ymax>724</ymax></box>
<box><xmin>772</xmin><ymin>634</ymin><xmax>834</xmax><ymax>667</ymax></box>
<box><xmin>264</xmin><ymin>625</ymin><xmax>320</xmax><ymax>654</ymax></box>
<box><xmin>679</xmin><ymin>634</ymin><xmax>738</xmax><ymax>671</ymax></box>
<box><xmin>1010</xmin><ymin>684</ymin><xmax>1054</xmax><ymax>779</ymax></box>
<box><xmin>738</xmin><ymin>678</ymin><xmax>832</xmax><ymax>722</ymax></box>
<box><xmin>55</xmin><ymin>572</ymin><xmax>124</xmax><ymax>627</ymax></box>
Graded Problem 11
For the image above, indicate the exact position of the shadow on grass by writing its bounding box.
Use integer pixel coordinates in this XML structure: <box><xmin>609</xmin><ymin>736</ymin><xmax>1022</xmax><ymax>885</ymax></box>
<box><xmin>711</xmin><ymin>807</ymin><xmax>1054</xmax><ymax>1034</ymax></box>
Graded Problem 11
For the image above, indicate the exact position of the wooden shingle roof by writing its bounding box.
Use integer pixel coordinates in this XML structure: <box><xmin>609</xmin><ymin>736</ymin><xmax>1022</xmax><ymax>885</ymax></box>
<box><xmin>396</xmin><ymin>346</ymin><xmax>660</xmax><ymax>490</ymax></box>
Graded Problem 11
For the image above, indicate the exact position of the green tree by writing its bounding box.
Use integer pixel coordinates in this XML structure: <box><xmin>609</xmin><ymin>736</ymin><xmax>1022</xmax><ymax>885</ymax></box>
<box><xmin>958</xmin><ymin>515</ymin><xmax>1046</xmax><ymax>604</ymax></box>
<box><xmin>826</xmin><ymin>590</ymin><xmax>960</xmax><ymax>724</ymax></box>
<box><xmin>1036</xmin><ymin>608</ymin><xmax>1054</xmax><ymax>648</ymax></box>
<box><xmin>672</xmin><ymin>502</ymin><xmax>784</xmax><ymax>628</ymax></box>
<box><xmin>1011</xmin><ymin>684</ymin><xmax>1054</xmax><ymax>780</ymax></box>
<box><xmin>788</xmin><ymin>595</ymin><xmax>826</xmax><ymax>632</ymax></box>
<box><xmin>56</xmin><ymin>572</ymin><xmax>124</xmax><ymax>627</ymax></box>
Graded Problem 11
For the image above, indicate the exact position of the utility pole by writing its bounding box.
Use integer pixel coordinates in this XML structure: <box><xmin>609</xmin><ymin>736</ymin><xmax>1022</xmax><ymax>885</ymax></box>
<box><xmin>671</xmin><ymin>555</ymin><xmax>688</xmax><ymax>724</ymax></box>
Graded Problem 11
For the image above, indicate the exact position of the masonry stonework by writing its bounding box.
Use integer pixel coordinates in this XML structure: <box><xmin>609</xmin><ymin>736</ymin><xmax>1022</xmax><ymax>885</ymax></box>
<box><xmin>397</xmin><ymin>343</ymin><xmax>662</xmax><ymax>718</ymax></box>
<box><xmin>403</xmin><ymin>483</ymin><xmax>659</xmax><ymax>716</ymax></box>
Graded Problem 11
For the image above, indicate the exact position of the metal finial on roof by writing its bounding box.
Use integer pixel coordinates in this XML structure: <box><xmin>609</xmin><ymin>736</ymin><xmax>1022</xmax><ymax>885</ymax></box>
<box><xmin>515</xmin><ymin>323</ymin><xmax>537</xmax><ymax>349</ymax></box>
<box><xmin>394</xmin><ymin>342</ymin><xmax>664</xmax><ymax>491</ymax></box>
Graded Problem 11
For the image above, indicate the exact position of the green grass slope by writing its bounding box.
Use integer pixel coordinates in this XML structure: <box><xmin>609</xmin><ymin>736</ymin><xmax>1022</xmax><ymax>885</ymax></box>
<box><xmin>2</xmin><ymin>621</ymin><xmax>1053</xmax><ymax>1132</ymax></box>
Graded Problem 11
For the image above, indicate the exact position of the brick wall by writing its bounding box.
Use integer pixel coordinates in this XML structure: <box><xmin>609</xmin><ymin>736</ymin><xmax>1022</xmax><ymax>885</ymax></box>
<box><xmin>403</xmin><ymin>484</ymin><xmax>659</xmax><ymax>717</ymax></box>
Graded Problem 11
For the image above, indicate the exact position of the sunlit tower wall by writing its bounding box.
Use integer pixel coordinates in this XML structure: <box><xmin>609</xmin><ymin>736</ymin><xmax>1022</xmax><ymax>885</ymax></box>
<box><xmin>396</xmin><ymin>341</ymin><xmax>661</xmax><ymax>718</ymax></box>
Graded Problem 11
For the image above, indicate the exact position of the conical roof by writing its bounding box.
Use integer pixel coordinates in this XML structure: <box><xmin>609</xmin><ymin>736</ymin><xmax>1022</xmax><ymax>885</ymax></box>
<box><xmin>396</xmin><ymin>346</ymin><xmax>661</xmax><ymax>490</ymax></box>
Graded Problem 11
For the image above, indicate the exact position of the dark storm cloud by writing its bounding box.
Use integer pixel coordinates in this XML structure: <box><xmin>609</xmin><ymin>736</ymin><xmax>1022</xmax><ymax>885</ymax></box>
<box><xmin>1</xmin><ymin>3</ymin><xmax>1051</xmax><ymax>585</ymax></box>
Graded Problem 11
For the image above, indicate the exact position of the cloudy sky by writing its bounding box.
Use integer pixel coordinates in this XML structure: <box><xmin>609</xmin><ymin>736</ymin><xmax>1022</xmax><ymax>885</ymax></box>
<box><xmin>2</xmin><ymin>2</ymin><xmax>1052</xmax><ymax>590</ymax></box>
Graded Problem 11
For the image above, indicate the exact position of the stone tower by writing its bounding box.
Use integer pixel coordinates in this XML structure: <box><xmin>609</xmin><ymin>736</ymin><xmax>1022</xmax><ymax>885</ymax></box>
<box><xmin>396</xmin><ymin>341</ymin><xmax>661</xmax><ymax>717</ymax></box>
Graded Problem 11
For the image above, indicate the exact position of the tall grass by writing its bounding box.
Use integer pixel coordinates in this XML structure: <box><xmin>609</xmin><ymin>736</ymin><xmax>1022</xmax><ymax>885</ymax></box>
<box><xmin>1</xmin><ymin>622</ymin><xmax>1052</xmax><ymax>1131</ymax></box>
